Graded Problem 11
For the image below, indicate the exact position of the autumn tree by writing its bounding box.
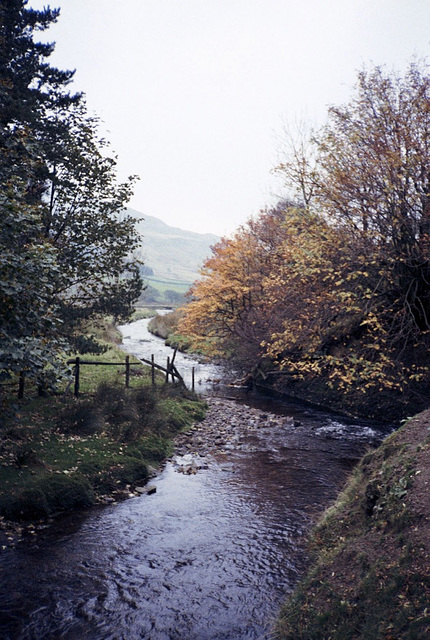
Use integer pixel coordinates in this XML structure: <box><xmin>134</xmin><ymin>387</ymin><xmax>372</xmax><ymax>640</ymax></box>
<box><xmin>315</xmin><ymin>63</ymin><xmax>430</xmax><ymax>348</ymax></box>
<box><xmin>261</xmin><ymin>207</ymin><xmax>398</xmax><ymax>393</ymax></box>
<box><xmin>271</xmin><ymin>63</ymin><xmax>430</xmax><ymax>406</ymax></box>
<box><xmin>179</xmin><ymin>64</ymin><xmax>430</xmax><ymax>415</ymax></box>
<box><xmin>177</xmin><ymin>203</ymin><xmax>293</xmax><ymax>371</ymax></box>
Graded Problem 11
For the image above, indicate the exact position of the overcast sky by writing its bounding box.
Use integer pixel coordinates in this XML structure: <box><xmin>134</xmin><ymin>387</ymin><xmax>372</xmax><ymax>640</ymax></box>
<box><xmin>28</xmin><ymin>0</ymin><xmax>430</xmax><ymax>236</ymax></box>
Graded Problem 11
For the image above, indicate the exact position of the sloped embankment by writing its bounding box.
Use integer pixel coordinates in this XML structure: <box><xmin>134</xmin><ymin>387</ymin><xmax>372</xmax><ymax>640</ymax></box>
<box><xmin>276</xmin><ymin>410</ymin><xmax>430</xmax><ymax>639</ymax></box>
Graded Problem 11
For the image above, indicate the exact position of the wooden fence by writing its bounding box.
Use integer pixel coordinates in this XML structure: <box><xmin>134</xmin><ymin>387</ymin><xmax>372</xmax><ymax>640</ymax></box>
<box><xmin>16</xmin><ymin>349</ymin><xmax>195</xmax><ymax>399</ymax></box>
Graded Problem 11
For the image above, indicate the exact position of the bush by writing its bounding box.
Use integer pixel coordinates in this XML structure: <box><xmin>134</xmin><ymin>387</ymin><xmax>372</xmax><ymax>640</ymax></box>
<box><xmin>37</xmin><ymin>474</ymin><xmax>94</xmax><ymax>512</ymax></box>
<box><xmin>92</xmin><ymin>383</ymin><xmax>163</xmax><ymax>441</ymax></box>
<box><xmin>116</xmin><ymin>459</ymin><xmax>149</xmax><ymax>484</ymax></box>
<box><xmin>138</xmin><ymin>434</ymin><xmax>173</xmax><ymax>462</ymax></box>
<box><xmin>0</xmin><ymin>488</ymin><xmax>50</xmax><ymax>521</ymax></box>
<box><xmin>57</xmin><ymin>400</ymin><xmax>103</xmax><ymax>436</ymax></box>
<box><xmin>94</xmin><ymin>383</ymin><xmax>138</xmax><ymax>425</ymax></box>
<box><xmin>133</xmin><ymin>386</ymin><xmax>158</xmax><ymax>416</ymax></box>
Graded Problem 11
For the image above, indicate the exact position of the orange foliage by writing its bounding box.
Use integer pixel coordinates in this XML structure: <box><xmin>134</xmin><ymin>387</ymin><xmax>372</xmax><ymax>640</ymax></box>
<box><xmin>179</xmin><ymin>63</ymin><xmax>430</xmax><ymax>404</ymax></box>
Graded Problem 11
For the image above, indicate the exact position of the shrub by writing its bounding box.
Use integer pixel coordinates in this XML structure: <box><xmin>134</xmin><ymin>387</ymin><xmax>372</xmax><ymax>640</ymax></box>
<box><xmin>94</xmin><ymin>383</ymin><xmax>138</xmax><ymax>425</ymax></box>
<box><xmin>57</xmin><ymin>401</ymin><xmax>103</xmax><ymax>436</ymax></box>
<box><xmin>137</xmin><ymin>435</ymin><xmax>172</xmax><ymax>462</ymax></box>
<box><xmin>0</xmin><ymin>488</ymin><xmax>50</xmax><ymax>521</ymax></box>
<box><xmin>116</xmin><ymin>459</ymin><xmax>149</xmax><ymax>484</ymax></box>
<box><xmin>37</xmin><ymin>474</ymin><xmax>94</xmax><ymax>512</ymax></box>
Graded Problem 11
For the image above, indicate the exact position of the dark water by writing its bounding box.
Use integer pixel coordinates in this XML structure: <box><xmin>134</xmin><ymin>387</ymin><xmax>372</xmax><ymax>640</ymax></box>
<box><xmin>0</xmin><ymin>321</ymin><xmax>391</xmax><ymax>640</ymax></box>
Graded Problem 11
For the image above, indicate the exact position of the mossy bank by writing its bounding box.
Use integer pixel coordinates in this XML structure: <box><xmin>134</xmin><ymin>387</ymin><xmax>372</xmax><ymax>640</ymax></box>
<box><xmin>275</xmin><ymin>409</ymin><xmax>430</xmax><ymax>640</ymax></box>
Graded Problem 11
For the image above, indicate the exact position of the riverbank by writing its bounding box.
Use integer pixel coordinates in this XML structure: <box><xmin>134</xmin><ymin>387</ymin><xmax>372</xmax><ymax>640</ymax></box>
<box><xmin>0</xmin><ymin>339</ymin><xmax>206</xmax><ymax>547</ymax></box>
<box><xmin>0</xmin><ymin>394</ymin><xmax>301</xmax><ymax>546</ymax></box>
<box><xmin>275</xmin><ymin>408</ymin><xmax>430</xmax><ymax>639</ymax></box>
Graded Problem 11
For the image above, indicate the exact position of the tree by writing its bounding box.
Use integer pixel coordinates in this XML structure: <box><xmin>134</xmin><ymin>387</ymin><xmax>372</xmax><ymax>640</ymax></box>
<box><xmin>0</xmin><ymin>0</ymin><xmax>79</xmax><ymax>172</ymax></box>
<box><xmin>261</xmin><ymin>207</ymin><xmax>393</xmax><ymax>392</ymax></box>
<box><xmin>164</xmin><ymin>290</ymin><xmax>185</xmax><ymax>305</ymax></box>
<box><xmin>0</xmin><ymin>1</ymin><xmax>143</xmax><ymax>388</ymax></box>
<box><xmin>315</xmin><ymin>63</ymin><xmax>430</xmax><ymax>346</ymax></box>
<box><xmin>274</xmin><ymin>120</ymin><xmax>319</xmax><ymax>209</ymax></box>
<box><xmin>40</xmin><ymin>100</ymin><xmax>142</xmax><ymax>345</ymax></box>
<box><xmin>0</xmin><ymin>135</ymin><xmax>64</xmax><ymax>386</ymax></box>
<box><xmin>270</xmin><ymin>63</ymin><xmax>430</xmax><ymax>404</ymax></box>
<box><xmin>178</xmin><ymin>203</ymin><xmax>293</xmax><ymax>370</ymax></box>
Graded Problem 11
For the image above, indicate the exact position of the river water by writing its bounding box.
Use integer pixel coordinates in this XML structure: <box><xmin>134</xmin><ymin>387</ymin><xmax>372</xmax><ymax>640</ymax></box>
<box><xmin>118</xmin><ymin>316</ymin><xmax>226</xmax><ymax>392</ymax></box>
<box><xmin>0</xmin><ymin>319</ymin><xmax>392</xmax><ymax>640</ymax></box>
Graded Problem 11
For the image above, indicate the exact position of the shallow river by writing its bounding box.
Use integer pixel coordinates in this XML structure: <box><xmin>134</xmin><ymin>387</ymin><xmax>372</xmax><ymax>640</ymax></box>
<box><xmin>0</xmin><ymin>319</ymin><xmax>392</xmax><ymax>640</ymax></box>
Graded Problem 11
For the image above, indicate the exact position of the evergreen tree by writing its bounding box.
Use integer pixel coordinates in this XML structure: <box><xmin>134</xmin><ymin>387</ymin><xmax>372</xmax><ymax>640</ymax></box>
<box><xmin>0</xmin><ymin>1</ymin><xmax>70</xmax><ymax>385</ymax></box>
<box><xmin>0</xmin><ymin>0</ymin><xmax>77</xmax><ymax>129</ymax></box>
<box><xmin>0</xmin><ymin>0</ymin><xmax>143</xmax><ymax>388</ymax></box>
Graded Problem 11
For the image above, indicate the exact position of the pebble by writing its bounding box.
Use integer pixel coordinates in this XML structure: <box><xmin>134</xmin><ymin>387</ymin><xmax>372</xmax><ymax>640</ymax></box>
<box><xmin>173</xmin><ymin>397</ymin><xmax>296</xmax><ymax>465</ymax></box>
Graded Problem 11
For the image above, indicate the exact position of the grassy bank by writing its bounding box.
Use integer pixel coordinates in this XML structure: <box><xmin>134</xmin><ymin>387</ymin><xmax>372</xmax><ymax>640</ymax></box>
<box><xmin>148</xmin><ymin>309</ymin><xmax>193</xmax><ymax>351</ymax></box>
<box><xmin>0</xmin><ymin>328</ymin><xmax>206</xmax><ymax>539</ymax></box>
<box><xmin>275</xmin><ymin>410</ymin><xmax>430</xmax><ymax>640</ymax></box>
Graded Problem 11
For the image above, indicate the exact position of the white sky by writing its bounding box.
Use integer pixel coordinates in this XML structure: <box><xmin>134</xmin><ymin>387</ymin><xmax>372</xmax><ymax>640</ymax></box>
<box><xmin>28</xmin><ymin>0</ymin><xmax>430</xmax><ymax>236</ymax></box>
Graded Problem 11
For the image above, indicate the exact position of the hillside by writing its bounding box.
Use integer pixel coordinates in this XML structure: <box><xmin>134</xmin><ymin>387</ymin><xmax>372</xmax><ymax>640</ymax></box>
<box><xmin>126</xmin><ymin>208</ymin><xmax>219</xmax><ymax>285</ymax></box>
<box><xmin>276</xmin><ymin>410</ymin><xmax>430</xmax><ymax>640</ymax></box>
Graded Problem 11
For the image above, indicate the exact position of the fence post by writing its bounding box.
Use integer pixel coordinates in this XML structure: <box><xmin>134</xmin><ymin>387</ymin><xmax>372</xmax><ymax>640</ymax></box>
<box><xmin>165</xmin><ymin>356</ymin><xmax>170</xmax><ymax>383</ymax></box>
<box><xmin>18</xmin><ymin>372</ymin><xmax>25</xmax><ymax>399</ymax></box>
<box><xmin>151</xmin><ymin>354</ymin><xmax>155</xmax><ymax>385</ymax></box>
<box><xmin>192</xmin><ymin>367</ymin><xmax>195</xmax><ymax>392</ymax></box>
<box><xmin>171</xmin><ymin>347</ymin><xmax>177</xmax><ymax>366</ymax></box>
<box><xmin>125</xmin><ymin>355</ymin><xmax>130</xmax><ymax>388</ymax></box>
<box><xmin>74</xmin><ymin>357</ymin><xmax>80</xmax><ymax>397</ymax></box>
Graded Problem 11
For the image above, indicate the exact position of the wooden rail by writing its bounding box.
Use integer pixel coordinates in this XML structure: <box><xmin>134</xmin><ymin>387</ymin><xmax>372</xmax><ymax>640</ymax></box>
<box><xmin>66</xmin><ymin>350</ymin><xmax>188</xmax><ymax>397</ymax></box>
<box><xmin>16</xmin><ymin>350</ymin><xmax>194</xmax><ymax>398</ymax></box>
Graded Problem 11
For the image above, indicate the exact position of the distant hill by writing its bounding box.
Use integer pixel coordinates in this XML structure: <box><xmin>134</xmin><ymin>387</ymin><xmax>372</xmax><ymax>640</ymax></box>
<box><xmin>126</xmin><ymin>208</ymin><xmax>219</xmax><ymax>285</ymax></box>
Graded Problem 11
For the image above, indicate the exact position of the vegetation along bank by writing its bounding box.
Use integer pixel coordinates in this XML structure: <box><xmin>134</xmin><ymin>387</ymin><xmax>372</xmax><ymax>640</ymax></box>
<box><xmin>0</xmin><ymin>3</ymin><xmax>207</xmax><ymax>542</ymax></box>
<box><xmin>275</xmin><ymin>409</ymin><xmax>430</xmax><ymax>639</ymax></box>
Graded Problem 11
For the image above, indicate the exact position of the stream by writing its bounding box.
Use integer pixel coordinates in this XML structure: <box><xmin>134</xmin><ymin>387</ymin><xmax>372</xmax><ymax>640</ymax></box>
<box><xmin>0</xmin><ymin>318</ymin><xmax>392</xmax><ymax>640</ymax></box>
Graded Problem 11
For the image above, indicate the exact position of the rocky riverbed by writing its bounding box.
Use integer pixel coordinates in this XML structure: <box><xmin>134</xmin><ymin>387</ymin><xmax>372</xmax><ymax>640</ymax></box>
<box><xmin>173</xmin><ymin>397</ymin><xmax>299</xmax><ymax>462</ymax></box>
<box><xmin>1</xmin><ymin>393</ymin><xmax>390</xmax><ymax>640</ymax></box>
<box><xmin>171</xmin><ymin>394</ymin><xmax>382</xmax><ymax>464</ymax></box>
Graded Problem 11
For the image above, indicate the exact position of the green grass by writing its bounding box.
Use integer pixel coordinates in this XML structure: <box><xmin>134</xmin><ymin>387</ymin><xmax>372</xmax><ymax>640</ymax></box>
<box><xmin>66</xmin><ymin>346</ymin><xmax>163</xmax><ymax>393</ymax></box>
<box><xmin>145</xmin><ymin>277</ymin><xmax>191</xmax><ymax>293</ymax></box>
<box><xmin>0</xmin><ymin>337</ymin><xmax>207</xmax><ymax>525</ymax></box>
